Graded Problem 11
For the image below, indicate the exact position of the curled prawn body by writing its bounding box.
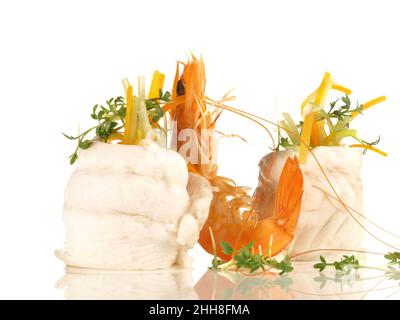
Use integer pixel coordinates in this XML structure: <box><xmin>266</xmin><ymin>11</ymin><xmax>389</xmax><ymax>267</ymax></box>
<box><xmin>199</xmin><ymin>157</ymin><xmax>304</xmax><ymax>261</ymax></box>
<box><xmin>169</xmin><ymin>55</ymin><xmax>304</xmax><ymax>261</ymax></box>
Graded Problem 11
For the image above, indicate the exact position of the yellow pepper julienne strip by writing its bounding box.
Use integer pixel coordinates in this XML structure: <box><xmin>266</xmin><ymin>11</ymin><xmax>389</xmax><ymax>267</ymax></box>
<box><xmin>299</xmin><ymin>72</ymin><xmax>331</xmax><ymax>163</ymax></box>
<box><xmin>332</xmin><ymin>83</ymin><xmax>352</xmax><ymax>95</ymax></box>
<box><xmin>148</xmin><ymin>70</ymin><xmax>166</xmax><ymax>128</ymax></box>
<box><xmin>123</xmin><ymin>84</ymin><xmax>138</xmax><ymax>145</ymax></box>
<box><xmin>301</xmin><ymin>91</ymin><xmax>316</xmax><ymax>115</ymax></box>
<box><xmin>314</xmin><ymin>72</ymin><xmax>332</xmax><ymax>105</ymax></box>
<box><xmin>106</xmin><ymin>132</ymin><xmax>124</xmax><ymax>143</ymax></box>
<box><xmin>349</xmin><ymin>144</ymin><xmax>388</xmax><ymax>157</ymax></box>
<box><xmin>363</xmin><ymin>95</ymin><xmax>386</xmax><ymax>110</ymax></box>
<box><xmin>300</xmin><ymin>80</ymin><xmax>350</xmax><ymax>115</ymax></box>
<box><xmin>282</xmin><ymin>112</ymin><xmax>300</xmax><ymax>144</ymax></box>
<box><xmin>298</xmin><ymin>112</ymin><xmax>314</xmax><ymax>163</ymax></box>
<box><xmin>121</xmin><ymin>78</ymin><xmax>130</xmax><ymax>94</ymax></box>
<box><xmin>311</xmin><ymin>72</ymin><xmax>332</xmax><ymax>146</ymax></box>
<box><xmin>280</xmin><ymin>120</ymin><xmax>299</xmax><ymax>145</ymax></box>
<box><xmin>135</xmin><ymin>75</ymin><xmax>152</xmax><ymax>143</ymax></box>
<box><xmin>311</xmin><ymin>123</ymin><xmax>324</xmax><ymax>146</ymax></box>
<box><xmin>322</xmin><ymin>129</ymin><xmax>357</xmax><ymax>146</ymax></box>
<box><xmin>148</xmin><ymin>70</ymin><xmax>165</xmax><ymax>99</ymax></box>
<box><xmin>351</xmin><ymin>96</ymin><xmax>386</xmax><ymax>118</ymax></box>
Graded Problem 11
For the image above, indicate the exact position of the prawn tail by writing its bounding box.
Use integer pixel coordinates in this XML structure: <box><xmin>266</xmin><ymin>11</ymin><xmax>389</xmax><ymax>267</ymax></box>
<box><xmin>274</xmin><ymin>156</ymin><xmax>304</xmax><ymax>235</ymax></box>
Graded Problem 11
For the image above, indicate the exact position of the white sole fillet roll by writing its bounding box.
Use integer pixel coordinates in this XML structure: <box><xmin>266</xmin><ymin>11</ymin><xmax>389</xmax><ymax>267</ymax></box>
<box><xmin>56</xmin><ymin>140</ymin><xmax>213</xmax><ymax>270</ymax></box>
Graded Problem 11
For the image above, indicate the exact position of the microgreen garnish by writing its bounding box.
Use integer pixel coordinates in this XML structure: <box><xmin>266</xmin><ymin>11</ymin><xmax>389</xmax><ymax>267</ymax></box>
<box><xmin>325</xmin><ymin>95</ymin><xmax>363</xmax><ymax>121</ymax></box>
<box><xmin>278</xmin><ymin>136</ymin><xmax>296</xmax><ymax>149</ymax></box>
<box><xmin>210</xmin><ymin>241</ymin><xmax>293</xmax><ymax>275</ymax></box>
<box><xmin>233</xmin><ymin>242</ymin><xmax>265</xmax><ymax>273</ymax></box>
<box><xmin>314</xmin><ymin>255</ymin><xmax>360</xmax><ymax>274</ymax></box>
<box><xmin>62</xmin><ymin>96</ymin><xmax>126</xmax><ymax>164</ymax></box>
<box><xmin>145</xmin><ymin>89</ymin><xmax>171</xmax><ymax>122</ymax></box>
<box><xmin>211</xmin><ymin>241</ymin><xmax>400</xmax><ymax>284</ymax></box>
<box><xmin>265</xmin><ymin>256</ymin><xmax>294</xmax><ymax>275</ymax></box>
<box><xmin>384</xmin><ymin>251</ymin><xmax>400</xmax><ymax>267</ymax></box>
<box><xmin>63</xmin><ymin>90</ymin><xmax>171</xmax><ymax>164</ymax></box>
<box><xmin>314</xmin><ymin>252</ymin><xmax>400</xmax><ymax>280</ymax></box>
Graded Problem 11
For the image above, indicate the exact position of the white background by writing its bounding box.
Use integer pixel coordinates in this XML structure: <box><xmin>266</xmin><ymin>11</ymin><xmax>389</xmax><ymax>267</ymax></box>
<box><xmin>1</xmin><ymin>0</ymin><xmax>400</xmax><ymax>299</ymax></box>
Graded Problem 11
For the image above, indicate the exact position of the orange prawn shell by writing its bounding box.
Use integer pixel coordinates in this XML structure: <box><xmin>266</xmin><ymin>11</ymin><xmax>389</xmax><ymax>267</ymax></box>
<box><xmin>175</xmin><ymin>56</ymin><xmax>206</xmax><ymax>130</ymax></box>
<box><xmin>170</xmin><ymin>55</ymin><xmax>217</xmax><ymax>179</ymax></box>
<box><xmin>199</xmin><ymin>156</ymin><xmax>304</xmax><ymax>261</ymax></box>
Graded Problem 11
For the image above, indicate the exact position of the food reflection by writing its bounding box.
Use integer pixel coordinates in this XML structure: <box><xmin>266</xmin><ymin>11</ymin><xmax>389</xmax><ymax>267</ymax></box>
<box><xmin>56</xmin><ymin>262</ymin><xmax>400</xmax><ymax>300</ymax></box>
<box><xmin>56</xmin><ymin>267</ymin><xmax>197</xmax><ymax>300</ymax></box>
<box><xmin>195</xmin><ymin>262</ymin><xmax>400</xmax><ymax>300</ymax></box>
<box><xmin>195</xmin><ymin>270</ymin><xmax>293</xmax><ymax>300</ymax></box>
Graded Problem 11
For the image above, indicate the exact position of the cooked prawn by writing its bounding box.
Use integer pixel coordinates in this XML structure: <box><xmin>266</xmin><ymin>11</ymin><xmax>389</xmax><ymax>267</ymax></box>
<box><xmin>199</xmin><ymin>157</ymin><xmax>303</xmax><ymax>261</ymax></box>
<box><xmin>168</xmin><ymin>54</ymin><xmax>304</xmax><ymax>261</ymax></box>
<box><xmin>168</xmin><ymin>54</ymin><xmax>219</xmax><ymax>179</ymax></box>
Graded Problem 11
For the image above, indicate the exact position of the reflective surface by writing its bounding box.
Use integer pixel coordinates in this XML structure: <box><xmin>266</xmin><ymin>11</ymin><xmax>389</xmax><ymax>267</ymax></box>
<box><xmin>195</xmin><ymin>262</ymin><xmax>400</xmax><ymax>300</ymax></box>
<box><xmin>56</xmin><ymin>267</ymin><xmax>198</xmax><ymax>300</ymax></box>
<box><xmin>56</xmin><ymin>262</ymin><xmax>400</xmax><ymax>300</ymax></box>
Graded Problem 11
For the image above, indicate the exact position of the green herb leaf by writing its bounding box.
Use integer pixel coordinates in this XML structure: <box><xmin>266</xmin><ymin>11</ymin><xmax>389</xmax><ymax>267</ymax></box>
<box><xmin>162</xmin><ymin>91</ymin><xmax>171</xmax><ymax>102</ymax></box>
<box><xmin>266</xmin><ymin>256</ymin><xmax>293</xmax><ymax>275</ymax></box>
<box><xmin>313</xmin><ymin>262</ymin><xmax>326</xmax><ymax>272</ymax></box>
<box><xmin>341</xmin><ymin>95</ymin><xmax>351</xmax><ymax>109</ymax></box>
<box><xmin>385</xmin><ymin>252</ymin><xmax>400</xmax><ymax>266</ymax></box>
<box><xmin>62</xmin><ymin>132</ymin><xmax>75</xmax><ymax>140</ymax></box>
<box><xmin>79</xmin><ymin>139</ymin><xmax>93</xmax><ymax>149</ymax></box>
<box><xmin>220</xmin><ymin>241</ymin><xmax>234</xmax><ymax>255</ymax></box>
<box><xmin>69</xmin><ymin>153</ymin><xmax>78</xmax><ymax>165</ymax></box>
<box><xmin>211</xmin><ymin>257</ymin><xmax>224</xmax><ymax>269</ymax></box>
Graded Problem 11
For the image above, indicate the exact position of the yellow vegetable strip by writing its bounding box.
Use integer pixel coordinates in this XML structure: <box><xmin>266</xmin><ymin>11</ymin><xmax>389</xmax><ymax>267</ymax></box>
<box><xmin>128</xmin><ymin>96</ymin><xmax>139</xmax><ymax>143</ymax></box>
<box><xmin>282</xmin><ymin>112</ymin><xmax>300</xmax><ymax>143</ymax></box>
<box><xmin>121</xmin><ymin>78</ymin><xmax>130</xmax><ymax>94</ymax></box>
<box><xmin>311</xmin><ymin>73</ymin><xmax>332</xmax><ymax>146</ymax></box>
<box><xmin>123</xmin><ymin>84</ymin><xmax>138</xmax><ymax>144</ymax></box>
<box><xmin>363</xmin><ymin>95</ymin><xmax>386</xmax><ymax>110</ymax></box>
<box><xmin>298</xmin><ymin>112</ymin><xmax>314</xmax><ymax>163</ymax></box>
<box><xmin>280</xmin><ymin>120</ymin><xmax>299</xmax><ymax>145</ymax></box>
<box><xmin>349</xmin><ymin>144</ymin><xmax>388</xmax><ymax>157</ymax></box>
<box><xmin>299</xmin><ymin>72</ymin><xmax>331</xmax><ymax>163</ymax></box>
<box><xmin>322</xmin><ymin>129</ymin><xmax>357</xmax><ymax>146</ymax></box>
<box><xmin>301</xmin><ymin>91</ymin><xmax>316</xmax><ymax>115</ymax></box>
<box><xmin>351</xmin><ymin>96</ymin><xmax>386</xmax><ymax>118</ymax></box>
<box><xmin>148</xmin><ymin>70</ymin><xmax>165</xmax><ymax>99</ymax></box>
<box><xmin>148</xmin><ymin>71</ymin><xmax>166</xmax><ymax>129</ymax></box>
<box><xmin>311</xmin><ymin>123</ymin><xmax>324</xmax><ymax>146</ymax></box>
<box><xmin>314</xmin><ymin>72</ymin><xmax>332</xmax><ymax>105</ymax></box>
<box><xmin>106</xmin><ymin>133</ymin><xmax>124</xmax><ymax>143</ymax></box>
<box><xmin>318</xmin><ymin>109</ymin><xmax>335</xmax><ymax>134</ymax></box>
<box><xmin>136</xmin><ymin>75</ymin><xmax>152</xmax><ymax>143</ymax></box>
<box><xmin>334</xmin><ymin>116</ymin><xmax>353</xmax><ymax>131</ymax></box>
<box><xmin>332</xmin><ymin>83</ymin><xmax>352</xmax><ymax>95</ymax></box>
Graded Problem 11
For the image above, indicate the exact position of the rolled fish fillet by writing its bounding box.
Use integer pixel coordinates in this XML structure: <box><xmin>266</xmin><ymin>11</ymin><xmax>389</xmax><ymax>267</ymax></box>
<box><xmin>255</xmin><ymin>146</ymin><xmax>364</xmax><ymax>260</ymax></box>
<box><xmin>56</xmin><ymin>140</ymin><xmax>213</xmax><ymax>270</ymax></box>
